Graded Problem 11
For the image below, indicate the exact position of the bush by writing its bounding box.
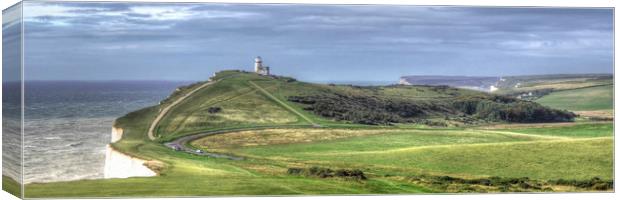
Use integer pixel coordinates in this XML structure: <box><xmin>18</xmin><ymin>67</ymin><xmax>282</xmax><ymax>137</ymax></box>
<box><xmin>335</xmin><ymin>169</ymin><xmax>367</xmax><ymax>180</ymax></box>
<box><xmin>207</xmin><ymin>107</ymin><xmax>222</xmax><ymax>114</ymax></box>
<box><xmin>546</xmin><ymin>177</ymin><xmax>613</xmax><ymax>191</ymax></box>
<box><xmin>408</xmin><ymin>174</ymin><xmax>612</xmax><ymax>192</ymax></box>
<box><xmin>287</xmin><ymin>167</ymin><xmax>303</xmax><ymax>175</ymax></box>
<box><xmin>287</xmin><ymin>167</ymin><xmax>366</xmax><ymax>180</ymax></box>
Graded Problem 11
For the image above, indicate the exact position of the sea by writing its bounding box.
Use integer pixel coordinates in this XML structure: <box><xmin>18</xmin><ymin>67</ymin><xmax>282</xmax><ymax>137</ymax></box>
<box><xmin>12</xmin><ymin>81</ymin><xmax>190</xmax><ymax>184</ymax></box>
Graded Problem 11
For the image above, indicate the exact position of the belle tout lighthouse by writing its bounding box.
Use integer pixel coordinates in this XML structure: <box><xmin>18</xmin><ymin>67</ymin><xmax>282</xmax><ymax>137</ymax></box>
<box><xmin>254</xmin><ymin>56</ymin><xmax>270</xmax><ymax>75</ymax></box>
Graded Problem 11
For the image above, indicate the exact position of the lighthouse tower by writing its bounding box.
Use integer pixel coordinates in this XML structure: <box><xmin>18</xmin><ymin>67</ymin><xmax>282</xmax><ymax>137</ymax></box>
<box><xmin>254</xmin><ymin>56</ymin><xmax>270</xmax><ymax>75</ymax></box>
<box><xmin>254</xmin><ymin>56</ymin><xmax>263</xmax><ymax>72</ymax></box>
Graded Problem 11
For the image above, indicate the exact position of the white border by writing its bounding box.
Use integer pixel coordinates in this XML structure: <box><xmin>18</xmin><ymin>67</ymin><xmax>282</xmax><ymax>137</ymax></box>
<box><xmin>1</xmin><ymin>0</ymin><xmax>617</xmax><ymax>200</ymax></box>
<box><xmin>0</xmin><ymin>0</ymin><xmax>617</xmax><ymax>7</ymax></box>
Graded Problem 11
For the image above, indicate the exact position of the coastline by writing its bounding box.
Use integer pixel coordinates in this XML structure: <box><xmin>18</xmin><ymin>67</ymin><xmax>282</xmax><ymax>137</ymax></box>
<box><xmin>103</xmin><ymin>126</ymin><xmax>157</xmax><ymax>179</ymax></box>
<box><xmin>110</xmin><ymin>126</ymin><xmax>124</xmax><ymax>143</ymax></box>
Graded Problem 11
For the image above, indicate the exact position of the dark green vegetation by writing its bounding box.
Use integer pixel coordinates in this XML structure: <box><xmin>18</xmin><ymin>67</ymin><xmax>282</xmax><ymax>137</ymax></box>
<box><xmin>288</xmin><ymin>85</ymin><xmax>574</xmax><ymax>125</ymax></box>
<box><xmin>23</xmin><ymin>71</ymin><xmax>613</xmax><ymax>197</ymax></box>
<box><xmin>286</xmin><ymin>83</ymin><xmax>575</xmax><ymax>125</ymax></box>
<box><xmin>287</xmin><ymin>167</ymin><xmax>367</xmax><ymax>180</ymax></box>
<box><xmin>407</xmin><ymin>175</ymin><xmax>612</xmax><ymax>193</ymax></box>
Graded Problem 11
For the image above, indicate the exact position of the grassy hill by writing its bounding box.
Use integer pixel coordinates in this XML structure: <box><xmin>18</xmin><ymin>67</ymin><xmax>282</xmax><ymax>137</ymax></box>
<box><xmin>153</xmin><ymin>71</ymin><xmax>575</xmax><ymax>141</ymax></box>
<box><xmin>22</xmin><ymin>70</ymin><xmax>613</xmax><ymax>197</ymax></box>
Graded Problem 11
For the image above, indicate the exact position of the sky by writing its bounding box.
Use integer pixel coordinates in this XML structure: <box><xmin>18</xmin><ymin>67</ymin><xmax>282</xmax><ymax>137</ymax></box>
<box><xmin>3</xmin><ymin>2</ymin><xmax>614</xmax><ymax>82</ymax></box>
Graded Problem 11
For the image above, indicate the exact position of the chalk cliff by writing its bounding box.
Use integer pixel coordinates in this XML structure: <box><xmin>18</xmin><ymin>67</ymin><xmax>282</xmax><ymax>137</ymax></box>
<box><xmin>103</xmin><ymin>126</ymin><xmax>156</xmax><ymax>179</ymax></box>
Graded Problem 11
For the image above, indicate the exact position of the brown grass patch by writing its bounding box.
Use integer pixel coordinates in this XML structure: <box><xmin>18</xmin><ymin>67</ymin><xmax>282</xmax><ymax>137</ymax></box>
<box><xmin>192</xmin><ymin>128</ymin><xmax>415</xmax><ymax>150</ymax></box>
<box><xmin>575</xmin><ymin>110</ymin><xmax>613</xmax><ymax>119</ymax></box>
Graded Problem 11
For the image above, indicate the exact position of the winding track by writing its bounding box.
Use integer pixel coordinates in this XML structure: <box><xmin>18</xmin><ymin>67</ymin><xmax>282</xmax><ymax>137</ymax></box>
<box><xmin>163</xmin><ymin>129</ymin><xmax>245</xmax><ymax>160</ymax></box>
<box><xmin>248</xmin><ymin>80</ymin><xmax>320</xmax><ymax>127</ymax></box>
<box><xmin>148</xmin><ymin>75</ymin><xmax>318</xmax><ymax>160</ymax></box>
<box><xmin>147</xmin><ymin>80</ymin><xmax>218</xmax><ymax>140</ymax></box>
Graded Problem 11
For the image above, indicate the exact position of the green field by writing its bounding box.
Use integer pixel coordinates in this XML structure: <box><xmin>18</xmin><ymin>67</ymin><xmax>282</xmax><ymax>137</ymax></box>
<box><xmin>22</xmin><ymin>71</ymin><xmax>614</xmax><ymax>197</ymax></box>
<box><xmin>195</xmin><ymin>124</ymin><xmax>612</xmax><ymax>181</ymax></box>
<box><xmin>501</xmin><ymin>123</ymin><xmax>613</xmax><ymax>138</ymax></box>
<box><xmin>536</xmin><ymin>85</ymin><xmax>613</xmax><ymax>111</ymax></box>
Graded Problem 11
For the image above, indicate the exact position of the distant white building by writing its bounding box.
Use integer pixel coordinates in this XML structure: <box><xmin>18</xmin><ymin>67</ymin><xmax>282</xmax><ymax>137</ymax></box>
<box><xmin>254</xmin><ymin>56</ymin><xmax>270</xmax><ymax>75</ymax></box>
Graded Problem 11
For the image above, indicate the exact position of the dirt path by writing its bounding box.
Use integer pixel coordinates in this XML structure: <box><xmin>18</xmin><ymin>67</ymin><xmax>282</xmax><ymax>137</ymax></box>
<box><xmin>248</xmin><ymin>80</ymin><xmax>320</xmax><ymax>127</ymax></box>
<box><xmin>147</xmin><ymin>80</ymin><xmax>217</xmax><ymax>140</ymax></box>
<box><xmin>147</xmin><ymin>74</ymin><xmax>314</xmax><ymax>159</ymax></box>
<box><xmin>477</xmin><ymin>130</ymin><xmax>572</xmax><ymax>140</ymax></box>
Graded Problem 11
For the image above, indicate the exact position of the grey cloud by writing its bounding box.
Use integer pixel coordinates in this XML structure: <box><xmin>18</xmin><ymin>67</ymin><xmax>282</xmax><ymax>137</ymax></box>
<box><xmin>18</xmin><ymin>2</ymin><xmax>613</xmax><ymax>81</ymax></box>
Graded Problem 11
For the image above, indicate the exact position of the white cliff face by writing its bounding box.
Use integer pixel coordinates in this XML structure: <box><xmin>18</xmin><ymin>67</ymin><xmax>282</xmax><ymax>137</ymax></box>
<box><xmin>110</xmin><ymin>126</ymin><xmax>124</xmax><ymax>143</ymax></box>
<box><xmin>399</xmin><ymin>78</ymin><xmax>412</xmax><ymax>85</ymax></box>
<box><xmin>103</xmin><ymin>125</ymin><xmax>157</xmax><ymax>179</ymax></box>
<box><xmin>103</xmin><ymin>145</ymin><xmax>157</xmax><ymax>179</ymax></box>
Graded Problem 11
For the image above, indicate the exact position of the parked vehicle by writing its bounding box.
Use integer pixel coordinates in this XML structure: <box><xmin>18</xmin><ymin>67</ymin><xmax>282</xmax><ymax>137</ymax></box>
<box><xmin>170</xmin><ymin>145</ymin><xmax>182</xmax><ymax>151</ymax></box>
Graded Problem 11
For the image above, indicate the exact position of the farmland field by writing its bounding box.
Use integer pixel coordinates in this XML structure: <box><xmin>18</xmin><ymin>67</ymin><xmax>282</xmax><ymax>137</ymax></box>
<box><xmin>536</xmin><ymin>85</ymin><xmax>613</xmax><ymax>111</ymax></box>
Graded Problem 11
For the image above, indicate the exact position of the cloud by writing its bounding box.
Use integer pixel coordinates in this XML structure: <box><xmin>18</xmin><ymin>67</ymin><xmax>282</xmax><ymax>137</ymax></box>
<box><xmin>2</xmin><ymin>3</ymin><xmax>22</xmax><ymax>29</ymax></box>
<box><xmin>23</xmin><ymin>2</ymin><xmax>262</xmax><ymax>27</ymax></box>
<box><xmin>19</xmin><ymin>2</ymin><xmax>613</xmax><ymax>81</ymax></box>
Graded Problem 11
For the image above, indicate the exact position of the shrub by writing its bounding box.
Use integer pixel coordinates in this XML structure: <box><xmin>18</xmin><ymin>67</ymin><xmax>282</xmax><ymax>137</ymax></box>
<box><xmin>207</xmin><ymin>107</ymin><xmax>222</xmax><ymax>113</ymax></box>
<box><xmin>408</xmin><ymin>174</ymin><xmax>612</xmax><ymax>192</ymax></box>
<box><xmin>287</xmin><ymin>167</ymin><xmax>366</xmax><ymax>180</ymax></box>
<box><xmin>287</xmin><ymin>167</ymin><xmax>303</xmax><ymax>175</ymax></box>
<box><xmin>547</xmin><ymin>177</ymin><xmax>613</xmax><ymax>191</ymax></box>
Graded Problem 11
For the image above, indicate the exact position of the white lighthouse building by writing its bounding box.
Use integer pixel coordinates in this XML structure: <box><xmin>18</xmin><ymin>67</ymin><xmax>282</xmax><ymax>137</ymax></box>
<box><xmin>254</xmin><ymin>56</ymin><xmax>270</xmax><ymax>75</ymax></box>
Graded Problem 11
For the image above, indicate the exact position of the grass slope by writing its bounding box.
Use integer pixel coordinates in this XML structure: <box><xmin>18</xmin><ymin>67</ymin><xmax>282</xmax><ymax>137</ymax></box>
<box><xmin>536</xmin><ymin>85</ymin><xmax>613</xmax><ymax>111</ymax></box>
<box><xmin>155</xmin><ymin>72</ymin><xmax>307</xmax><ymax>141</ymax></box>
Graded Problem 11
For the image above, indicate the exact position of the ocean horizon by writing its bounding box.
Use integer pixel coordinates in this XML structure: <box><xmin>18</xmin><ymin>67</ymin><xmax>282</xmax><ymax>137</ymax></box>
<box><xmin>10</xmin><ymin>80</ymin><xmax>192</xmax><ymax>183</ymax></box>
